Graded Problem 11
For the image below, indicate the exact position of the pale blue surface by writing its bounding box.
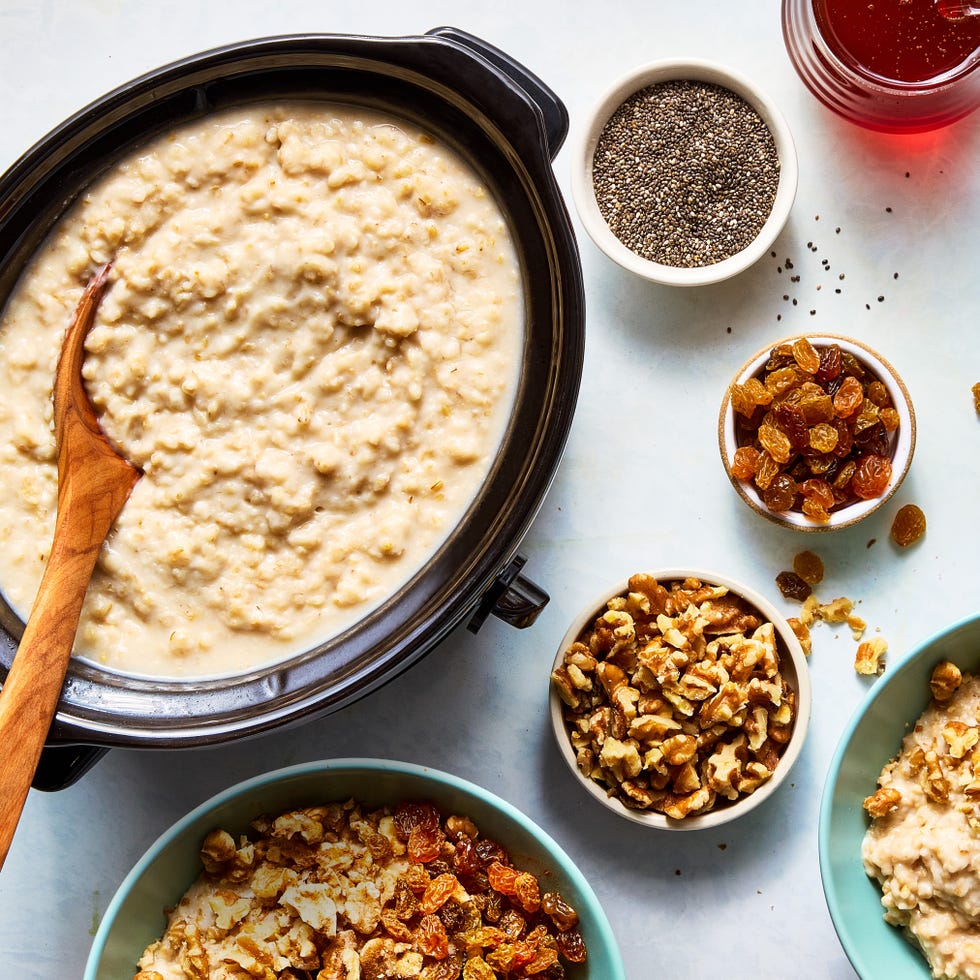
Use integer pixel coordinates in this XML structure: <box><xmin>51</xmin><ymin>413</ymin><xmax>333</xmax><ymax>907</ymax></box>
<box><xmin>0</xmin><ymin>2</ymin><xmax>978</xmax><ymax>978</ymax></box>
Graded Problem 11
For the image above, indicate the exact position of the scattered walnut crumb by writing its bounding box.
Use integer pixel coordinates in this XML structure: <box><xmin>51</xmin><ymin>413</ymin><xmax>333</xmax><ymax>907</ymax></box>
<box><xmin>973</xmin><ymin>382</ymin><xmax>980</xmax><ymax>414</ymax></box>
<box><xmin>818</xmin><ymin>596</ymin><xmax>853</xmax><ymax>624</ymax></box>
<box><xmin>855</xmin><ymin>637</ymin><xmax>887</xmax><ymax>675</ymax></box>
<box><xmin>847</xmin><ymin>614</ymin><xmax>867</xmax><ymax>641</ymax></box>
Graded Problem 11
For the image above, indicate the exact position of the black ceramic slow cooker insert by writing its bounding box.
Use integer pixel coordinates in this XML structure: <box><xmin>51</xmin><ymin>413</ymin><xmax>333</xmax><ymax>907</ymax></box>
<box><xmin>0</xmin><ymin>28</ymin><xmax>585</xmax><ymax>788</ymax></box>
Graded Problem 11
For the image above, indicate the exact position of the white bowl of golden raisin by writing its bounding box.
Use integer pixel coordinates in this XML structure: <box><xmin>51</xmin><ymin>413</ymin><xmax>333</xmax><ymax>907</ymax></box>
<box><xmin>549</xmin><ymin>570</ymin><xmax>811</xmax><ymax>830</ymax></box>
<box><xmin>718</xmin><ymin>334</ymin><xmax>916</xmax><ymax>530</ymax></box>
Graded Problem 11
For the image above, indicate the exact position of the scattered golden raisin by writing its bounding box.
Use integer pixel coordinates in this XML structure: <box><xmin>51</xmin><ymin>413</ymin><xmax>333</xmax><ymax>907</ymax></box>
<box><xmin>890</xmin><ymin>503</ymin><xmax>926</xmax><ymax>548</ymax></box>
<box><xmin>793</xmin><ymin>550</ymin><xmax>824</xmax><ymax>585</ymax></box>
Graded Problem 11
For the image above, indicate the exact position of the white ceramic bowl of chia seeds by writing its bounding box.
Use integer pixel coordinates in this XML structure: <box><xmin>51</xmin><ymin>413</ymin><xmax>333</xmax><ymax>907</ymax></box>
<box><xmin>571</xmin><ymin>59</ymin><xmax>798</xmax><ymax>286</ymax></box>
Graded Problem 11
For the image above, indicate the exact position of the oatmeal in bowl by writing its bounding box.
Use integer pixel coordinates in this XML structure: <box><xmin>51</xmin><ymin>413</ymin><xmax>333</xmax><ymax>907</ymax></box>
<box><xmin>85</xmin><ymin>760</ymin><xmax>626</xmax><ymax>980</ymax></box>
<box><xmin>862</xmin><ymin>661</ymin><xmax>980</xmax><ymax>979</ymax></box>
<box><xmin>819</xmin><ymin>613</ymin><xmax>980</xmax><ymax>980</ymax></box>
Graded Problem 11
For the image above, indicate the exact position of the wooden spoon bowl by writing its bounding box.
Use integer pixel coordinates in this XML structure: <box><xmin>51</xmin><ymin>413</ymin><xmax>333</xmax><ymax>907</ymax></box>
<box><xmin>0</xmin><ymin>264</ymin><xmax>140</xmax><ymax>869</ymax></box>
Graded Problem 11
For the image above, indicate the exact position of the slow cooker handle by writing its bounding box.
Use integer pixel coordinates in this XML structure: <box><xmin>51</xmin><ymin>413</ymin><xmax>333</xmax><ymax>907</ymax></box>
<box><xmin>467</xmin><ymin>553</ymin><xmax>550</xmax><ymax>633</ymax></box>
<box><xmin>426</xmin><ymin>26</ymin><xmax>569</xmax><ymax>158</ymax></box>
<box><xmin>32</xmin><ymin>743</ymin><xmax>107</xmax><ymax>791</ymax></box>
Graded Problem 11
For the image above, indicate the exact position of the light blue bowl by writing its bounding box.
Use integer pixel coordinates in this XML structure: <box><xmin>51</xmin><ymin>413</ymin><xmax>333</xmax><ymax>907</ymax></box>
<box><xmin>819</xmin><ymin>612</ymin><xmax>980</xmax><ymax>978</ymax></box>
<box><xmin>85</xmin><ymin>759</ymin><xmax>625</xmax><ymax>980</ymax></box>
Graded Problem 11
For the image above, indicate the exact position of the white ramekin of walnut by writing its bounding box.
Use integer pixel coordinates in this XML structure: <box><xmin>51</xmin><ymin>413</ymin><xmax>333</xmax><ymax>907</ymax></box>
<box><xmin>718</xmin><ymin>334</ymin><xmax>915</xmax><ymax>531</ymax></box>
<box><xmin>549</xmin><ymin>570</ymin><xmax>811</xmax><ymax>830</ymax></box>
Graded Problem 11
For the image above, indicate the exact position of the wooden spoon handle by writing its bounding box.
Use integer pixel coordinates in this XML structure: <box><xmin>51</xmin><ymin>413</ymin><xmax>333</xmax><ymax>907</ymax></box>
<box><xmin>0</xmin><ymin>265</ymin><xmax>138</xmax><ymax>870</ymax></box>
<box><xmin>0</xmin><ymin>503</ymin><xmax>108</xmax><ymax>868</ymax></box>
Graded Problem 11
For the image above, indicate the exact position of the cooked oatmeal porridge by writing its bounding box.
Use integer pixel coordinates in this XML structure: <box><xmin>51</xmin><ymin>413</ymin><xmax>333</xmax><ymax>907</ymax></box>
<box><xmin>134</xmin><ymin>799</ymin><xmax>587</xmax><ymax>979</ymax></box>
<box><xmin>0</xmin><ymin>102</ymin><xmax>522</xmax><ymax>677</ymax></box>
<box><xmin>863</xmin><ymin>664</ymin><xmax>980</xmax><ymax>979</ymax></box>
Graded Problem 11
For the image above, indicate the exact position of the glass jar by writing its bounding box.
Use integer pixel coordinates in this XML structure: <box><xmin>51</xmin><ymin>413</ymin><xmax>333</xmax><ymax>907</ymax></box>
<box><xmin>781</xmin><ymin>0</ymin><xmax>980</xmax><ymax>133</ymax></box>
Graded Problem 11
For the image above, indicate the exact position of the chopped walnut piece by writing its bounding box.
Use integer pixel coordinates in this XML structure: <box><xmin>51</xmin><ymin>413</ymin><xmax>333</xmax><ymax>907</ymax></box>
<box><xmin>818</xmin><ymin>597</ymin><xmax>854</xmax><ymax>624</ymax></box>
<box><xmin>943</xmin><ymin>721</ymin><xmax>980</xmax><ymax>759</ymax></box>
<box><xmin>863</xmin><ymin>786</ymin><xmax>902</xmax><ymax>818</ymax></box>
<box><xmin>786</xmin><ymin>617</ymin><xmax>811</xmax><ymax>656</ymax></box>
<box><xmin>799</xmin><ymin>594</ymin><xmax>820</xmax><ymax>628</ymax></box>
<box><xmin>552</xmin><ymin>575</ymin><xmax>798</xmax><ymax>819</ymax></box>
<box><xmin>847</xmin><ymin>614</ymin><xmax>867</xmax><ymax>641</ymax></box>
<box><xmin>855</xmin><ymin>637</ymin><xmax>887</xmax><ymax>676</ymax></box>
<box><xmin>930</xmin><ymin>660</ymin><xmax>963</xmax><ymax>702</ymax></box>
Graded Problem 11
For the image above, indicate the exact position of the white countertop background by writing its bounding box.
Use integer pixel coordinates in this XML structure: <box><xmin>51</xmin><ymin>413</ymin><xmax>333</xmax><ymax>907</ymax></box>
<box><xmin>0</xmin><ymin>1</ymin><xmax>977</xmax><ymax>977</ymax></box>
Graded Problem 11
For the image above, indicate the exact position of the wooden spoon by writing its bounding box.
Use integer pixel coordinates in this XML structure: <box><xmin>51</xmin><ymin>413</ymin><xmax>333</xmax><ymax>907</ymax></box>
<box><xmin>0</xmin><ymin>264</ymin><xmax>140</xmax><ymax>870</ymax></box>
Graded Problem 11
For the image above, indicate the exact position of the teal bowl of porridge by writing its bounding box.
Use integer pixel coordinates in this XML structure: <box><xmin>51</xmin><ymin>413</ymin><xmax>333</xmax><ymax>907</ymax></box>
<box><xmin>820</xmin><ymin>612</ymin><xmax>980</xmax><ymax>978</ymax></box>
<box><xmin>84</xmin><ymin>759</ymin><xmax>626</xmax><ymax>979</ymax></box>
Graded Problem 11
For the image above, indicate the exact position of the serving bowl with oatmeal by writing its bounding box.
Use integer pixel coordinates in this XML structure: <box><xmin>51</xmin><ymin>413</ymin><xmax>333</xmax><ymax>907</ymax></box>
<box><xmin>0</xmin><ymin>31</ymin><xmax>585</xmax><ymax>786</ymax></box>
<box><xmin>84</xmin><ymin>759</ymin><xmax>626</xmax><ymax>980</ymax></box>
<box><xmin>549</xmin><ymin>569</ymin><xmax>811</xmax><ymax>830</ymax></box>
<box><xmin>820</xmin><ymin>612</ymin><xmax>980</xmax><ymax>978</ymax></box>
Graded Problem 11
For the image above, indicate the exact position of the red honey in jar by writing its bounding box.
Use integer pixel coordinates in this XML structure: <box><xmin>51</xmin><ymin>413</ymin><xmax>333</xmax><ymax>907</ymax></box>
<box><xmin>782</xmin><ymin>0</ymin><xmax>980</xmax><ymax>131</ymax></box>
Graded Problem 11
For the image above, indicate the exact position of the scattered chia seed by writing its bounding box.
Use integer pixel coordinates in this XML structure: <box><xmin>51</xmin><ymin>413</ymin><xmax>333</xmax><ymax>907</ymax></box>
<box><xmin>591</xmin><ymin>80</ymin><xmax>780</xmax><ymax>268</ymax></box>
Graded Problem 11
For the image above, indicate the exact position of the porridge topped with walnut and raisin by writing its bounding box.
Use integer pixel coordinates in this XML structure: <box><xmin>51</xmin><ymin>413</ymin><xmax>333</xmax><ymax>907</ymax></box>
<box><xmin>0</xmin><ymin>102</ymin><xmax>522</xmax><ymax>677</ymax></box>
<box><xmin>133</xmin><ymin>799</ymin><xmax>587</xmax><ymax>979</ymax></box>
<box><xmin>863</xmin><ymin>662</ymin><xmax>980</xmax><ymax>979</ymax></box>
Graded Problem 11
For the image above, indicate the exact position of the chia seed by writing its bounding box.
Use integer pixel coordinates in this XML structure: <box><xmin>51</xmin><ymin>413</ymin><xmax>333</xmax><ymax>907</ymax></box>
<box><xmin>591</xmin><ymin>80</ymin><xmax>780</xmax><ymax>268</ymax></box>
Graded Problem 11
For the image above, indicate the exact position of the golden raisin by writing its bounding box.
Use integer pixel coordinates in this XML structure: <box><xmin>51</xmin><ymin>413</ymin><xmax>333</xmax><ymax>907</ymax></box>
<box><xmin>832</xmin><ymin>375</ymin><xmax>864</xmax><ymax>417</ymax></box>
<box><xmin>765</xmin><ymin>365</ymin><xmax>799</xmax><ymax>396</ymax></box>
<box><xmin>758</xmin><ymin>423</ymin><xmax>792</xmax><ymax>464</ymax></box>
<box><xmin>973</xmin><ymin>382</ymin><xmax>980</xmax><ymax>414</ymax></box>
<box><xmin>890</xmin><ymin>503</ymin><xmax>926</xmax><ymax>547</ymax></box>
<box><xmin>793</xmin><ymin>550</ymin><xmax>824</xmax><ymax>585</ymax></box>
<box><xmin>801</xmin><ymin>497</ymin><xmax>831</xmax><ymax>523</ymax></box>
<box><xmin>731</xmin><ymin>445</ymin><xmax>760</xmax><ymax>479</ymax></box>
<box><xmin>808</xmin><ymin>422</ymin><xmax>839</xmax><ymax>453</ymax></box>
<box><xmin>879</xmin><ymin>407</ymin><xmax>900</xmax><ymax>432</ymax></box>
<box><xmin>866</xmin><ymin>380</ymin><xmax>891</xmax><ymax>407</ymax></box>
<box><xmin>754</xmin><ymin>450</ymin><xmax>780</xmax><ymax>491</ymax></box>
<box><xmin>851</xmin><ymin>454</ymin><xmax>892</xmax><ymax>500</ymax></box>
<box><xmin>792</xmin><ymin>336</ymin><xmax>821</xmax><ymax>374</ymax></box>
